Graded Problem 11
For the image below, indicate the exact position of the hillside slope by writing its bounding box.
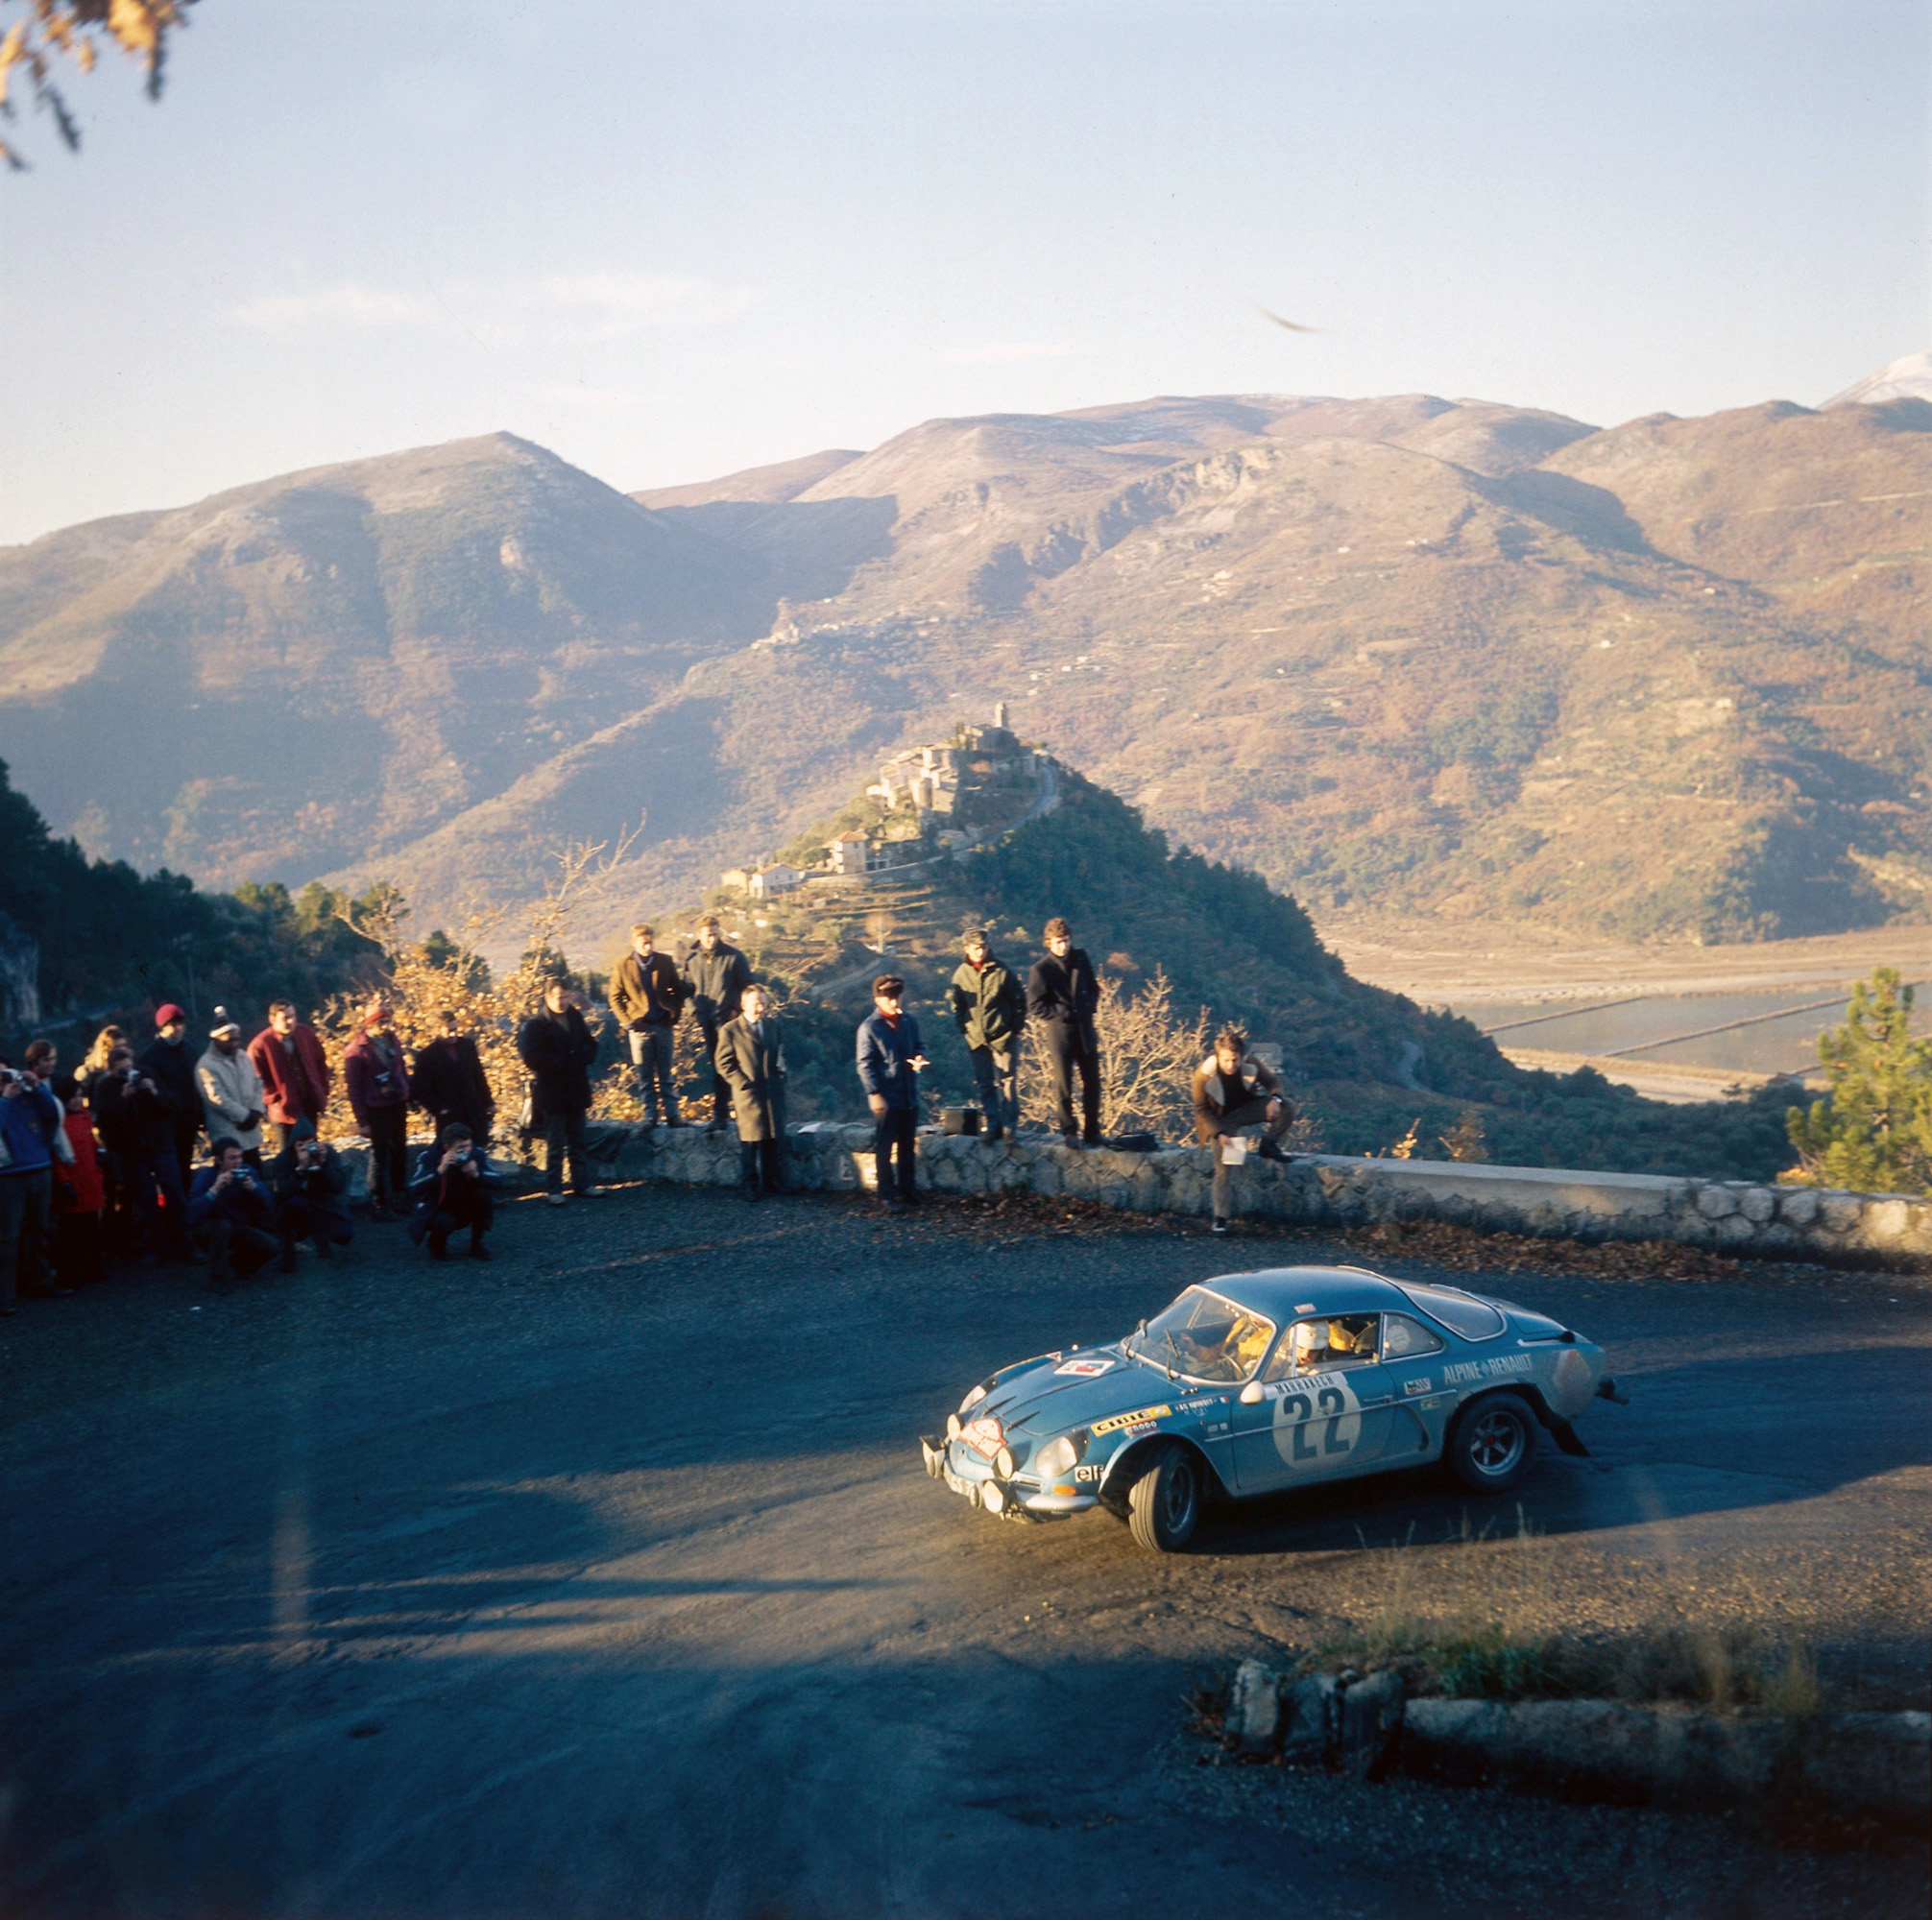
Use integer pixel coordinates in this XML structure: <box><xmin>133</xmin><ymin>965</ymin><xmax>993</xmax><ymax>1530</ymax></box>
<box><xmin>0</xmin><ymin>434</ymin><xmax>772</xmax><ymax>888</ymax></box>
<box><xmin>4</xmin><ymin>383</ymin><xmax>1927</xmax><ymax>947</ymax></box>
<box><xmin>716</xmin><ymin>765</ymin><xmax>1796</xmax><ymax>1181</ymax></box>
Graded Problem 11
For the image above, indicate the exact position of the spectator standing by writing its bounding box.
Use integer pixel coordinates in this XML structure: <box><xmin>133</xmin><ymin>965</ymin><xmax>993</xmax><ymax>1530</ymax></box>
<box><xmin>94</xmin><ymin>1045</ymin><xmax>194</xmax><ymax>1264</ymax></box>
<box><xmin>517</xmin><ymin>980</ymin><xmax>601</xmax><ymax>1206</ymax></box>
<box><xmin>680</xmin><ymin>914</ymin><xmax>752</xmax><ymax>1133</ymax></box>
<box><xmin>196</xmin><ymin>1009</ymin><xmax>268</xmax><ymax>1169</ymax></box>
<box><xmin>345</xmin><ymin>1001</ymin><xmax>412</xmax><ymax>1218</ymax></box>
<box><xmin>1192</xmin><ymin>1024</ymin><xmax>1293</xmax><ymax>1236</ymax></box>
<box><xmin>80</xmin><ymin>1024</ymin><xmax>133</xmax><ymax>1254</ymax></box>
<box><xmin>948</xmin><ymin>928</ymin><xmax>1026</xmax><ymax>1141</ymax></box>
<box><xmin>79</xmin><ymin>1025</ymin><xmax>129</xmax><ymax>1098</ymax></box>
<box><xmin>405</xmin><ymin>1122</ymin><xmax>499</xmax><ymax>1260</ymax></box>
<box><xmin>186</xmin><ymin>1140</ymin><xmax>278</xmax><ymax>1290</ymax></box>
<box><xmin>611</xmin><ymin>923</ymin><xmax>687</xmax><ymax>1128</ymax></box>
<box><xmin>0</xmin><ymin>1044</ymin><xmax>70</xmax><ymax>1312</ymax></box>
<box><xmin>1027</xmin><ymin>918</ymin><xmax>1102</xmax><ymax>1147</ymax></box>
<box><xmin>715</xmin><ymin>981</ymin><xmax>787</xmax><ymax>1201</ymax></box>
<box><xmin>266</xmin><ymin>1118</ymin><xmax>353</xmax><ymax>1266</ymax></box>
<box><xmin>138</xmin><ymin>1003</ymin><xmax>204</xmax><ymax>1194</ymax></box>
<box><xmin>51</xmin><ymin>1075</ymin><xmax>107</xmax><ymax>1286</ymax></box>
<box><xmin>247</xmin><ymin>1001</ymin><xmax>332</xmax><ymax>1159</ymax></box>
<box><xmin>856</xmin><ymin>974</ymin><xmax>927</xmax><ymax>1214</ymax></box>
<box><xmin>412</xmin><ymin>1009</ymin><xmax>495</xmax><ymax>1144</ymax></box>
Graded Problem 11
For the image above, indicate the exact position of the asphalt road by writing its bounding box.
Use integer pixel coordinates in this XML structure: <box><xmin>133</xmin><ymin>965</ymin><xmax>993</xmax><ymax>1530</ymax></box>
<box><xmin>3</xmin><ymin>1187</ymin><xmax>1928</xmax><ymax>1919</ymax></box>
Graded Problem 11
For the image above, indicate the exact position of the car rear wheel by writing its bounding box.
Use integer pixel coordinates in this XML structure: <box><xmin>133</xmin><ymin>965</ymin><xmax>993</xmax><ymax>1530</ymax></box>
<box><xmin>1127</xmin><ymin>1446</ymin><xmax>1201</xmax><ymax>1552</ymax></box>
<box><xmin>1447</xmin><ymin>1392</ymin><xmax>1534</xmax><ymax>1494</ymax></box>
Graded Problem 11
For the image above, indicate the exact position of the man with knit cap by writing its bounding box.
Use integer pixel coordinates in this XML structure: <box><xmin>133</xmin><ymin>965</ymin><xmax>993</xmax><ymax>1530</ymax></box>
<box><xmin>345</xmin><ymin>1000</ymin><xmax>412</xmax><ymax>1219</ymax></box>
<box><xmin>196</xmin><ymin>1008</ymin><xmax>268</xmax><ymax>1168</ymax></box>
<box><xmin>138</xmin><ymin>1003</ymin><xmax>203</xmax><ymax>1193</ymax></box>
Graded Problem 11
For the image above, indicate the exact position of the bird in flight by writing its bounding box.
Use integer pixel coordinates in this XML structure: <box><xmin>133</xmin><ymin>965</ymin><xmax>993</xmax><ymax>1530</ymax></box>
<box><xmin>1257</xmin><ymin>306</ymin><xmax>1320</xmax><ymax>334</ymax></box>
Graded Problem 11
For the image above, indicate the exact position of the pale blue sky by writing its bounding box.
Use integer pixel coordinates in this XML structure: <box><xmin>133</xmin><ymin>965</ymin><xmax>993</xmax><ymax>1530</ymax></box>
<box><xmin>1</xmin><ymin>0</ymin><xmax>1925</xmax><ymax>544</ymax></box>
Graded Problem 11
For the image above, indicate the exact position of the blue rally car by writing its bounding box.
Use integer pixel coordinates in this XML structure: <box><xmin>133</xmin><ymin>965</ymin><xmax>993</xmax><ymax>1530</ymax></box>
<box><xmin>920</xmin><ymin>1265</ymin><xmax>1620</xmax><ymax>1552</ymax></box>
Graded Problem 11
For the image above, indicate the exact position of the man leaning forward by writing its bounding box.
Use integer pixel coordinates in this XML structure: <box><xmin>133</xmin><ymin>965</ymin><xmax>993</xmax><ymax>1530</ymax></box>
<box><xmin>1193</xmin><ymin>1024</ymin><xmax>1293</xmax><ymax>1236</ymax></box>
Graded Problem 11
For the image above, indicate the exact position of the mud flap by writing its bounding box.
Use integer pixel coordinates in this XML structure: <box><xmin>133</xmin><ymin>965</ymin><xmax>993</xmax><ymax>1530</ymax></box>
<box><xmin>1544</xmin><ymin>1415</ymin><xmax>1590</xmax><ymax>1457</ymax></box>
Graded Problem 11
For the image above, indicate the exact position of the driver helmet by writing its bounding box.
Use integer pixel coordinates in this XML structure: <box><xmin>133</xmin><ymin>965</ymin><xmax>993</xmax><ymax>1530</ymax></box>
<box><xmin>1291</xmin><ymin>1322</ymin><xmax>1325</xmax><ymax>1366</ymax></box>
<box><xmin>1328</xmin><ymin>1318</ymin><xmax>1362</xmax><ymax>1353</ymax></box>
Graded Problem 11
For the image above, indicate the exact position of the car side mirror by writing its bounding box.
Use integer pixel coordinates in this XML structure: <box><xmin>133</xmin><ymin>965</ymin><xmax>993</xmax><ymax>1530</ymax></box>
<box><xmin>1239</xmin><ymin>1380</ymin><xmax>1265</xmax><ymax>1404</ymax></box>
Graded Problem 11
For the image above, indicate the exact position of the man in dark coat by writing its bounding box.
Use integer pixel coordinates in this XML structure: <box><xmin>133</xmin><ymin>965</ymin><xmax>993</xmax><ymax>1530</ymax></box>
<box><xmin>517</xmin><ymin>980</ymin><xmax>602</xmax><ymax>1204</ymax></box>
<box><xmin>714</xmin><ymin>982</ymin><xmax>787</xmax><ymax>1200</ymax></box>
<box><xmin>1026</xmin><ymin>917</ymin><xmax>1102</xmax><ymax>1146</ymax></box>
<box><xmin>856</xmin><ymin>974</ymin><xmax>927</xmax><ymax>1213</ymax></box>
<box><xmin>1192</xmin><ymin>1024</ymin><xmax>1293</xmax><ymax>1236</ymax></box>
<box><xmin>247</xmin><ymin>1001</ymin><xmax>332</xmax><ymax>1160</ymax></box>
<box><xmin>266</xmin><ymin>1117</ymin><xmax>354</xmax><ymax>1266</ymax></box>
<box><xmin>405</xmin><ymin>1122</ymin><xmax>500</xmax><ymax>1259</ymax></box>
<box><xmin>94</xmin><ymin>1044</ymin><xmax>194</xmax><ymax>1263</ymax></box>
<box><xmin>137</xmin><ymin>1003</ymin><xmax>204</xmax><ymax>1195</ymax></box>
<box><xmin>679</xmin><ymin>914</ymin><xmax>752</xmax><ymax>1133</ymax></box>
<box><xmin>948</xmin><ymin>927</ymin><xmax>1026</xmax><ymax>1141</ymax></box>
<box><xmin>185</xmin><ymin>1140</ymin><xmax>279</xmax><ymax>1290</ymax></box>
<box><xmin>610</xmin><ymin>922</ymin><xmax>687</xmax><ymax>1128</ymax></box>
<box><xmin>413</xmin><ymin>1009</ymin><xmax>495</xmax><ymax>1144</ymax></box>
<box><xmin>345</xmin><ymin>1001</ymin><xmax>413</xmax><ymax>1218</ymax></box>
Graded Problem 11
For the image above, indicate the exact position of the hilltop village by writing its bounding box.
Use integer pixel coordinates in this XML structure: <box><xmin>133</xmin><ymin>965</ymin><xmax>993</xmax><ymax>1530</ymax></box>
<box><xmin>718</xmin><ymin>708</ymin><xmax>1059</xmax><ymax>900</ymax></box>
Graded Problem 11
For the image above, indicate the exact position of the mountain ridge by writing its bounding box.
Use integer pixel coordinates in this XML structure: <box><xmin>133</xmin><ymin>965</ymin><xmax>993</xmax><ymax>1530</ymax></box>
<box><xmin>3</xmin><ymin>378</ymin><xmax>1926</xmax><ymax>951</ymax></box>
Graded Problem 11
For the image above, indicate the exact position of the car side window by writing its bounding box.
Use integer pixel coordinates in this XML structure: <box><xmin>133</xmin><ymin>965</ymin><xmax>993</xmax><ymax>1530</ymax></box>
<box><xmin>1381</xmin><ymin>1312</ymin><xmax>1446</xmax><ymax>1360</ymax></box>
<box><xmin>1262</xmin><ymin>1314</ymin><xmax>1381</xmax><ymax>1380</ymax></box>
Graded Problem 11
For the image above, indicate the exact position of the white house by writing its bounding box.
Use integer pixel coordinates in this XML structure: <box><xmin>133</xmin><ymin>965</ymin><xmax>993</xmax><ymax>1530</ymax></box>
<box><xmin>750</xmin><ymin>864</ymin><xmax>805</xmax><ymax>899</ymax></box>
<box><xmin>826</xmin><ymin>831</ymin><xmax>873</xmax><ymax>875</ymax></box>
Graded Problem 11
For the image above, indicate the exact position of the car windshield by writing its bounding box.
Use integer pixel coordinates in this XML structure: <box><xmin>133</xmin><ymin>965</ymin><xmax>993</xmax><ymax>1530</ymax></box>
<box><xmin>1131</xmin><ymin>1285</ymin><xmax>1277</xmax><ymax>1383</ymax></box>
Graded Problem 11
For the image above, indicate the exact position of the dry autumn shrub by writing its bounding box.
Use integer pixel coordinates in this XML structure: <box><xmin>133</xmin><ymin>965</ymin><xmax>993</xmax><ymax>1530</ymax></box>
<box><xmin>312</xmin><ymin>837</ymin><xmax>631</xmax><ymax>1146</ymax></box>
<box><xmin>1019</xmin><ymin>966</ymin><xmax>1208</xmax><ymax>1140</ymax></box>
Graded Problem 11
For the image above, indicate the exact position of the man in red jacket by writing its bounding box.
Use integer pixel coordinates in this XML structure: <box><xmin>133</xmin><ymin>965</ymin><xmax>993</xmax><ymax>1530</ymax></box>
<box><xmin>247</xmin><ymin>1001</ymin><xmax>332</xmax><ymax>1160</ymax></box>
<box><xmin>345</xmin><ymin>1002</ymin><xmax>412</xmax><ymax>1218</ymax></box>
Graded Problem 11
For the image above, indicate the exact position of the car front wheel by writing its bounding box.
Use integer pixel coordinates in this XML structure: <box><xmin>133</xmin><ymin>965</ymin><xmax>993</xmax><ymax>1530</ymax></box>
<box><xmin>1447</xmin><ymin>1392</ymin><xmax>1535</xmax><ymax>1494</ymax></box>
<box><xmin>1127</xmin><ymin>1446</ymin><xmax>1201</xmax><ymax>1552</ymax></box>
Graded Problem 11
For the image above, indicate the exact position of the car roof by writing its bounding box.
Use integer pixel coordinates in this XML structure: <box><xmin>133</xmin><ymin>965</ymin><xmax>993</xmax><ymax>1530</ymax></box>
<box><xmin>1196</xmin><ymin>1265</ymin><xmax>1415</xmax><ymax>1320</ymax></box>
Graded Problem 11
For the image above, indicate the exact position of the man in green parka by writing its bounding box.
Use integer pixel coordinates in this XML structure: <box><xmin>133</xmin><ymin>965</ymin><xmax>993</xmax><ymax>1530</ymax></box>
<box><xmin>948</xmin><ymin>928</ymin><xmax>1027</xmax><ymax>1140</ymax></box>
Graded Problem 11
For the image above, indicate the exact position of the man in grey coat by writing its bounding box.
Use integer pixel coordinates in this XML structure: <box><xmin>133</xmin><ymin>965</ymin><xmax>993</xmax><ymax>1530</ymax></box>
<box><xmin>713</xmin><ymin>982</ymin><xmax>787</xmax><ymax>1201</ymax></box>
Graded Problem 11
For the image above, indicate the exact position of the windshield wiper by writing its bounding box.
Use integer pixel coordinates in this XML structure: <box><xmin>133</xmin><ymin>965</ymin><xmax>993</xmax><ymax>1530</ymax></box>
<box><xmin>1163</xmin><ymin>1330</ymin><xmax>1180</xmax><ymax>1383</ymax></box>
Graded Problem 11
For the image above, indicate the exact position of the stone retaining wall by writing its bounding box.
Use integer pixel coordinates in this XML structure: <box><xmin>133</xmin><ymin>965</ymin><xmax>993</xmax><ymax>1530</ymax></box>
<box><xmin>394</xmin><ymin>1123</ymin><xmax>1932</xmax><ymax>1270</ymax></box>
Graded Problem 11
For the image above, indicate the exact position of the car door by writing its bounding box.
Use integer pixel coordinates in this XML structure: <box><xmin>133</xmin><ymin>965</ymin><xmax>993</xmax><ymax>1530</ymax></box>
<box><xmin>1230</xmin><ymin>1317</ymin><xmax>1397</xmax><ymax>1495</ymax></box>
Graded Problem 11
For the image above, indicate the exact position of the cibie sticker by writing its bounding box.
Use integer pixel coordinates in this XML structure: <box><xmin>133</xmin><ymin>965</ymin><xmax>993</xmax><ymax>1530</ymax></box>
<box><xmin>1403</xmin><ymin>1377</ymin><xmax>1433</xmax><ymax>1396</ymax></box>
<box><xmin>1090</xmin><ymin>1404</ymin><xmax>1171</xmax><ymax>1435</ymax></box>
<box><xmin>958</xmin><ymin>1416</ymin><xmax>1003</xmax><ymax>1458</ymax></box>
<box><xmin>1054</xmin><ymin>1357</ymin><xmax>1114</xmax><ymax>1378</ymax></box>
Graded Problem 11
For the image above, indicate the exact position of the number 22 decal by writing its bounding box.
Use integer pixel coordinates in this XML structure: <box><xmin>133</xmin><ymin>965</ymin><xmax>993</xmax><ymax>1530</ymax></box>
<box><xmin>1283</xmin><ymin>1388</ymin><xmax>1353</xmax><ymax>1460</ymax></box>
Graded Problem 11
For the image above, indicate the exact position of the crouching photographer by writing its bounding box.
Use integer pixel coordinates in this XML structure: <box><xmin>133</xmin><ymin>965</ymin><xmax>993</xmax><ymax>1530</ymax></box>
<box><xmin>186</xmin><ymin>1140</ymin><xmax>279</xmax><ymax>1291</ymax></box>
<box><xmin>406</xmin><ymin>1123</ymin><xmax>500</xmax><ymax>1261</ymax></box>
<box><xmin>267</xmin><ymin>1118</ymin><xmax>353</xmax><ymax>1269</ymax></box>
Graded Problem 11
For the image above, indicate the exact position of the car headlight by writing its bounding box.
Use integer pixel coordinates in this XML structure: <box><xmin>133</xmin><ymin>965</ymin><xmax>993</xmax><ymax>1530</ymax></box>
<box><xmin>946</xmin><ymin>1413</ymin><xmax>961</xmax><ymax>1440</ymax></box>
<box><xmin>995</xmin><ymin>1445</ymin><xmax>1015</xmax><ymax>1478</ymax></box>
<box><xmin>960</xmin><ymin>1383</ymin><xmax>988</xmax><ymax>1414</ymax></box>
<box><xmin>1034</xmin><ymin>1435</ymin><xmax>1077</xmax><ymax>1479</ymax></box>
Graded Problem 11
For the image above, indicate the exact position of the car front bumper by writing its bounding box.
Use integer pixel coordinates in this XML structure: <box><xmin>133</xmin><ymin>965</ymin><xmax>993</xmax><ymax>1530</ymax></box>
<box><xmin>920</xmin><ymin>1435</ymin><xmax>1099</xmax><ymax>1518</ymax></box>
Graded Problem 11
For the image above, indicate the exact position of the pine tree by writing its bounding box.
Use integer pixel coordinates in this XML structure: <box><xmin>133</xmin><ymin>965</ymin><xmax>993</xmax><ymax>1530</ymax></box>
<box><xmin>1785</xmin><ymin>969</ymin><xmax>1932</xmax><ymax>1194</ymax></box>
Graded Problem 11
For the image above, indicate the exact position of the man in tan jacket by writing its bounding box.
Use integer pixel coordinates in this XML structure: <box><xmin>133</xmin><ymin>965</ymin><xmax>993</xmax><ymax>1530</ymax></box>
<box><xmin>1192</xmin><ymin>1025</ymin><xmax>1293</xmax><ymax>1236</ymax></box>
